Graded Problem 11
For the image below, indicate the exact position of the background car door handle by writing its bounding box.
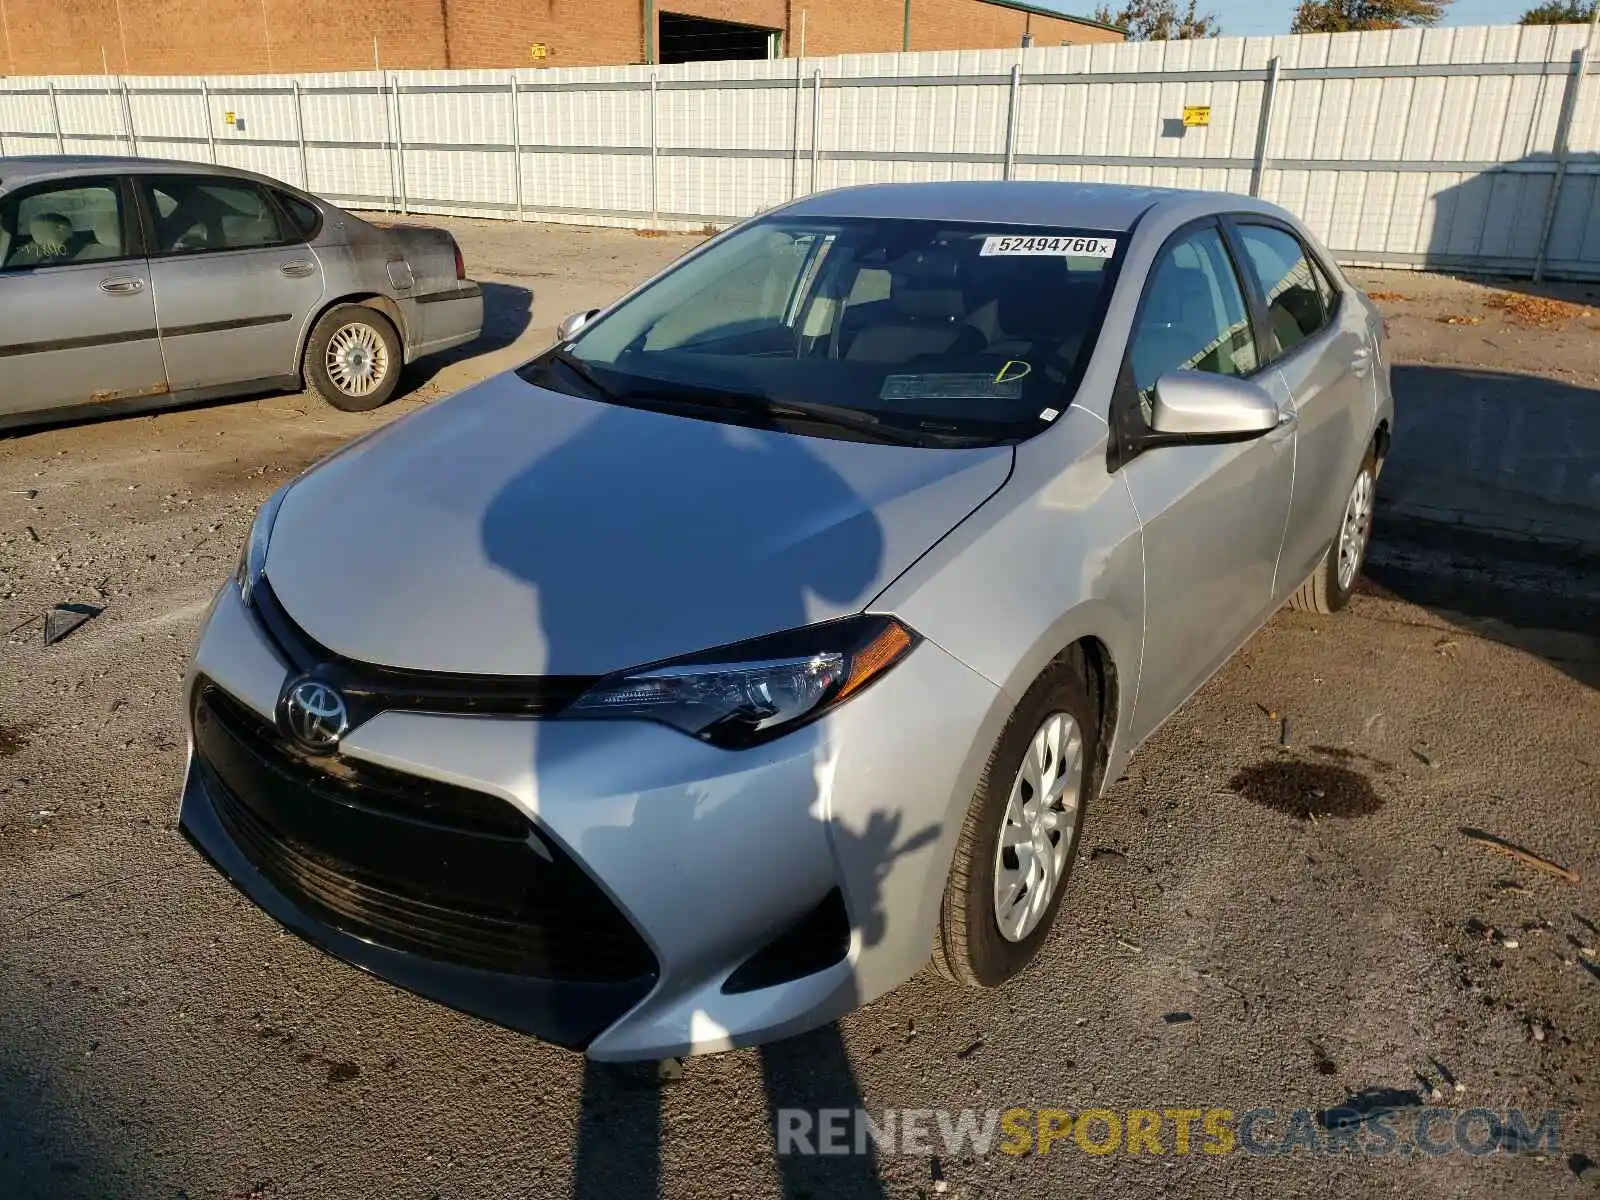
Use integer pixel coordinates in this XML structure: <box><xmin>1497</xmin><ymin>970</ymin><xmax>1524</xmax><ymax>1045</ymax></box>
<box><xmin>280</xmin><ymin>260</ymin><xmax>316</xmax><ymax>278</ymax></box>
<box><xmin>99</xmin><ymin>277</ymin><xmax>145</xmax><ymax>296</ymax></box>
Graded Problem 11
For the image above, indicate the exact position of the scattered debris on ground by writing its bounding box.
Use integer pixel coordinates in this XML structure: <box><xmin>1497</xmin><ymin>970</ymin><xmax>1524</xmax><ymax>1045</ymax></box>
<box><xmin>1366</xmin><ymin>290</ymin><xmax>1408</xmax><ymax>302</ymax></box>
<box><xmin>42</xmin><ymin>603</ymin><xmax>103</xmax><ymax>647</ymax></box>
<box><xmin>1439</xmin><ymin>314</ymin><xmax>1484</xmax><ymax>325</ymax></box>
<box><xmin>1459</xmin><ymin>827</ymin><xmax>1581</xmax><ymax>884</ymax></box>
<box><xmin>1489</xmin><ymin>292</ymin><xmax>1593</xmax><ymax>328</ymax></box>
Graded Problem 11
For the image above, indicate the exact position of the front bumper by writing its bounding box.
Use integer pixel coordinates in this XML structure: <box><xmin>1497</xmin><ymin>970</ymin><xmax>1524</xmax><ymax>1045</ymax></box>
<box><xmin>181</xmin><ymin>582</ymin><xmax>1002</xmax><ymax>1060</ymax></box>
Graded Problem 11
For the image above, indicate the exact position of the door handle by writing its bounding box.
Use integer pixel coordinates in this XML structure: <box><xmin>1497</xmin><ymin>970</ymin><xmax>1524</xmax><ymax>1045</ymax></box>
<box><xmin>99</xmin><ymin>277</ymin><xmax>145</xmax><ymax>296</ymax></box>
<box><xmin>279</xmin><ymin>259</ymin><xmax>316</xmax><ymax>278</ymax></box>
<box><xmin>1350</xmin><ymin>347</ymin><xmax>1373</xmax><ymax>375</ymax></box>
<box><xmin>1267</xmin><ymin>408</ymin><xmax>1298</xmax><ymax>441</ymax></box>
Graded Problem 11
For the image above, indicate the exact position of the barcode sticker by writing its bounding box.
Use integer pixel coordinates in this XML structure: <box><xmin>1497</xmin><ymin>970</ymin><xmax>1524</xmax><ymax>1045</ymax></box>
<box><xmin>980</xmin><ymin>235</ymin><xmax>1117</xmax><ymax>259</ymax></box>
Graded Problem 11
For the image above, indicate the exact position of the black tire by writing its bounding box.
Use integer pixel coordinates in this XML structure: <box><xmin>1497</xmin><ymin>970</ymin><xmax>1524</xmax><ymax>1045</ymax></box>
<box><xmin>303</xmin><ymin>304</ymin><xmax>404</xmax><ymax>413</ymax></box>
<box><xmin>933</xmin><ymin>657</ymin><xmax>1100</xmax><ymax>988</ymax></box>
<box><xmin>1288</xmin><ymin>444</ymin><xmax>1378</xmax><ymax>615</ymax></box>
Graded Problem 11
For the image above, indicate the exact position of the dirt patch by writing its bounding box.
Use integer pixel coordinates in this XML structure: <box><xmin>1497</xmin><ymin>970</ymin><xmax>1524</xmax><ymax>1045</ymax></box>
<box><xmin>0</xmin><ymin>724</ymin><xmax>28</xmax><ymax>757</ymax></box>
<box><xmin>1227</xmin><ymin>759</ymin><xmax>1384</xmax><ymax>819</ymax></box>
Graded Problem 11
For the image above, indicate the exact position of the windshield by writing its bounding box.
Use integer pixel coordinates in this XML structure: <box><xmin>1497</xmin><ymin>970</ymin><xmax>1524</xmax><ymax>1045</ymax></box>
<box><xmin>523</xmin><ymin>217</ymin><xmax>1125</xmax><ymax>447</ymax></box>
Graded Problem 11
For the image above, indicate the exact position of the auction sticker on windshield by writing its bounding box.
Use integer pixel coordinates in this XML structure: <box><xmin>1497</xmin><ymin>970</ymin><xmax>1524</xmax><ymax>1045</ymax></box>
<box><xmin>980</xmin><ymin>235</ymin><xmax>1117</xmax><ymax>258</ymax></box>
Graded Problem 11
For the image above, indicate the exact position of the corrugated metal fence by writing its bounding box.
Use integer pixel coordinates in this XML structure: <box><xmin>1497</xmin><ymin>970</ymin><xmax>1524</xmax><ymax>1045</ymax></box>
<box><xmin>3</xmin><ymin>23</ymin><xmax>1598</xmax><ymax>279</ymax></box>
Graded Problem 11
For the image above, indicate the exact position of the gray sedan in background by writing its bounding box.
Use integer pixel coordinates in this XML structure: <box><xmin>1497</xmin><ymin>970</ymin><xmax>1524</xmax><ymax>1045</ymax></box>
<box><xmin>0</xmin><ymin>156</ymin><xmax>483</xmax><ymax>429</ymax></box>
<box><xmin>181</xmin><ymin>181</ymin><xmax>1393</xmax><ymax>1060</ymax></box>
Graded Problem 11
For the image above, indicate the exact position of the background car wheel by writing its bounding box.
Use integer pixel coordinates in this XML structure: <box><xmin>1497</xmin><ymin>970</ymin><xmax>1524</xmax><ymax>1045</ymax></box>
<box><xmin>934</xmin><ymin>657</ymin><xmax>1099</xmax><ymax>989</ymax></box>
<box><xmin>1288</xmin><ymin>443</ymin><xmax>1379</xmax><ymax>615</ymax></box>
<box><xmin>304</xmin><ymin>304</ymin><xmax>403</xmax><ymax>412</ymax></box>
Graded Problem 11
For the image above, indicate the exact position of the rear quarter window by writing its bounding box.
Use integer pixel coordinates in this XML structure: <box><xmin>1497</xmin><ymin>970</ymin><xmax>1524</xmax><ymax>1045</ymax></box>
<box><xmin>275</xmin><ymin>191</ymin><xmax>322</xmax><ymax>239</ymax></box>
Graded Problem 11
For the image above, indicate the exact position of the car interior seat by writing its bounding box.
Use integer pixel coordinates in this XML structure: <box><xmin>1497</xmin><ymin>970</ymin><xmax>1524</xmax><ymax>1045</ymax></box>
<box><xmin>220</xmin><ymin>191</ymin><xmax>278</xmax><ymax>247</ymax></box>
<box><xmin>845</xmin><ymin>255</ymin><xmax>982</xmax><ymax>363</ymax></box>
<box><xmin>74</xmin><ymin>206</ymin><xmax>124</xmax><ymax>260</ymax></box>
<box><xmin>23</xmin><ymin>212</ymin><xmax>77</xmax><ymax>263</ymax></box>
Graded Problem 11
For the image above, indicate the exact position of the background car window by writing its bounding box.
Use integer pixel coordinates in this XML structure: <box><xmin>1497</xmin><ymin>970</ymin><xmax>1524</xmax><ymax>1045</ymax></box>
<box><xmin>0</xmin><ymin>181</ymin><xmax>124</xmax><ymax>270</ymax></box>
<box><xmin>276</xmin><ymin>191</ymin><xmax>321</xmax><ymax>239</ymax></box>
<box><xmin>1129</xmin><ymin>226</ymin><xmax>1258</xmax><ymax>422</ymax></box>
<box><xmin>145</xmin><ymin>177</ymin><xmax>287</xmax><ymax>254</ymax></box>
<box><xmin>1236</xmin><ymin>224</ymin><xmax>1328</xmax><ymax>357</ymax></box>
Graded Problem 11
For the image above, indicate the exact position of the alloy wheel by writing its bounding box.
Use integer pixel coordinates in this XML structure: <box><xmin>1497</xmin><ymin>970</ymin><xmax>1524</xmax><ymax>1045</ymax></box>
<box><xmin>325</xmin><ymin>322</ymin><xmax>390</xmax><ymax>398</ymax></box>
<box><xmin>993</xmin><ymin>711</ymin><xmax>1085</xmax><ymax>943</ymax></box>
<box><xmin>1337</xmin><ymin>468</ymin><xmax>1375</xmax><ymax>591</ymax></box>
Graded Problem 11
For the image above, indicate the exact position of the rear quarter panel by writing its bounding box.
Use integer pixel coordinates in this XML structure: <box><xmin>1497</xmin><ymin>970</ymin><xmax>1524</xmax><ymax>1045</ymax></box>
<box><xmin>308</xmin><ymin>215</ymin><xmax>420</xmax><ymax>354</ymax></box>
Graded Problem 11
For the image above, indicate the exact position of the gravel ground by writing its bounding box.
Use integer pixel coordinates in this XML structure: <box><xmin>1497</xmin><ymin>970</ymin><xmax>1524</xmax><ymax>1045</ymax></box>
<box><xmin>1</xmin><ymin>218</ymin><xmax>1597</xmax><ymax>1199</ymax></box>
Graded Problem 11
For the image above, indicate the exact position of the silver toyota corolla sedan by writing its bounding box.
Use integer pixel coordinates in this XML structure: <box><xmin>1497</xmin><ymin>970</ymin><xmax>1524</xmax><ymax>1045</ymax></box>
<box><xmin>0</xmin><ymin>156</ymin><xmax>483</xmax><ymax>430</ymax></box>
<box><xmin>180</xmin><ymin>181</ymin><xmax>1394</xmax><ymax>1060</ymax></box>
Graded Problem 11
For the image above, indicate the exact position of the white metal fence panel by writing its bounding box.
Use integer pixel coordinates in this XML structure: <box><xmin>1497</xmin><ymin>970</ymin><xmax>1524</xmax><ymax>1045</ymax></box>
<box><xmin>2</xmin><ymin>24</ymin><xmax>1596</xmax><ymax>277</ymax></box>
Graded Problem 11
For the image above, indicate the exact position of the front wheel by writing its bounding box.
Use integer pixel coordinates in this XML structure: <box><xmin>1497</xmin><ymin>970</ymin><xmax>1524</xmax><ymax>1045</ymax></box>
<box><xmin>303</xmin><ymin>304</ymin><xmax>403</xmax><ymax>412</ymax></box>
<box><xmin>1289</xmin><ymin>445</ymin><xmax>1377</xmax><ymax>615</ymax></box>
<box><xmin>933</xmin><ymin>659</ymin><xmax>1099</xmax><ymax>988</ymax></box>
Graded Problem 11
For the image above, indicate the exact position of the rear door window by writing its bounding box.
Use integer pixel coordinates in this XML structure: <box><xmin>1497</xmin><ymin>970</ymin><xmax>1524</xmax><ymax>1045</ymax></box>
<box><xmin>1234</xmin><ymin>224</ymin><xmax>1330</xmax><ymax>358</ymax></box>
<box><xmin>141</xmin><ymin>176</ymin><xmax>289</xmax><ymax>255</ymax></box>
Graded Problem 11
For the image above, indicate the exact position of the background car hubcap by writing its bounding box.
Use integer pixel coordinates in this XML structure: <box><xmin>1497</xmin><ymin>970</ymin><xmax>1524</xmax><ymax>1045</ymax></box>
<box><xmin>1337</xmin><ymin>469</ymin><xmax>1374</xmax><ymax>591</ymax></box>
<box><xmin>994</xmin><ymin>711</ymin><xmax>1085</xmax><ymax>943</ymax></box>
<box><xmin>326</xmin><ymin>323</ymin><xmax>388</xmax><ymax>397</ymax></box>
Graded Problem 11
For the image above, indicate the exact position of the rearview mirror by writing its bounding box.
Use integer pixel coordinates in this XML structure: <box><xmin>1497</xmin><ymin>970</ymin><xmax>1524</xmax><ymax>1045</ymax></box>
<box><xmin>1149</xmin><ymin>371</ymin><xmax>1281</xmax><ymax>440</ymax></box>
<box><xmin>557</xmin><ymin>308</ymin><xmax>601</xmax><ymax>342</ymax></box>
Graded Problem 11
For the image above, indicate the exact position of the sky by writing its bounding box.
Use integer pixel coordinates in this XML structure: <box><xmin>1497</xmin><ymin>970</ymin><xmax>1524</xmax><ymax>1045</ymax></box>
<box><xmin>1070</xmin><ymin>0</ymin><xmax>1545</xmax><ymax>37</ymax></box>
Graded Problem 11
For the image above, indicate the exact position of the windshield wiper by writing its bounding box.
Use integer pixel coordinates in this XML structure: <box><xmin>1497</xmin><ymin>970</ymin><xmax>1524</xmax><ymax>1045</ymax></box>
<box><xmin>761</xmin><ymin>398</ymin><xmax>937</xmax><ymax>447</ymax></box>
<box><xmin>632</xmin><ymin>385</ymin><xmax>933</xmax><ymax>447</ymax></box>
<box><xmin>544</xmin><ymin>349</ymin><xmax>621</xmax><ymax>404</ymax></box>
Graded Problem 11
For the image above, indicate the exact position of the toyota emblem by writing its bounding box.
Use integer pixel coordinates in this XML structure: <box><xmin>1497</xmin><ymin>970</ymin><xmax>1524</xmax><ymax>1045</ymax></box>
<box><xmin>282</xmin><ymin>677</ymin><xmax>350</xmax><ymax>752</ymax></box>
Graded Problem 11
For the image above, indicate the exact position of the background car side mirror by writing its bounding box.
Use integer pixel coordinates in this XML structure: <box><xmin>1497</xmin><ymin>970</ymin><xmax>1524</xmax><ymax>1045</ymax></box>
<box><xmin>557</xmin><ymin>308</ymin><xmax>601</xmax><ymax>342</ymax></box>
<box><xmin>1149</xmin><ymin>371</ymin><xmax>1282</xmax><ymax>440</ymax></box>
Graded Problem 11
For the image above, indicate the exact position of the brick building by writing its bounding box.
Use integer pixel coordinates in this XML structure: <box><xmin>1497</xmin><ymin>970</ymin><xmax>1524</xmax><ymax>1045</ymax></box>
<box><xmin>0</xmin><ymin>0</ymin><xmax>1122</xmax><ymax>77</ymax></box>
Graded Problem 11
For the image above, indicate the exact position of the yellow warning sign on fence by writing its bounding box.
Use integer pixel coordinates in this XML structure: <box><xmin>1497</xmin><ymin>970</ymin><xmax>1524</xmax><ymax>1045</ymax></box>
<box><xmin>1183</xmin><ymin>105</ymin><xmax>1211</xmax><ymax>127</ymax></box>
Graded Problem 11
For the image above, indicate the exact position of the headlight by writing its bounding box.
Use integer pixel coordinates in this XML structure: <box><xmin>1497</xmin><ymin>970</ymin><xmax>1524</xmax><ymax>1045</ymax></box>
<box><xmin>569</xmin><ymin>615</ymin><xmax>916</xmax><ymax>748</ymax></box>
<box><xmin>235</xmin><ymin>485</ymin><xmax>290</xmax><ymax>606</ymax></box>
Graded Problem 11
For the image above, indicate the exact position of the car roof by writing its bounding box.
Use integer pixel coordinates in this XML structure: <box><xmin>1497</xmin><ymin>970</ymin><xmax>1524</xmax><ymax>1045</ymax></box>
<box><xmin>0</xmin><ymin>154</ymin><xmax>297</xmax><ymax>193</ymax></box>
<box><xmin>777</xmin><ymin>181</ymin><xmax>1280</xmax><ymax>232</ymax></box>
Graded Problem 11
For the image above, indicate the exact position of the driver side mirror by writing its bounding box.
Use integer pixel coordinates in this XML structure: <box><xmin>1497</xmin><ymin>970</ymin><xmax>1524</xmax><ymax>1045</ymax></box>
<box><xmin>1149</xmin><ymin>371</ymin><xmax>1282</xmax><ymax>440</ymax></box>
<box><xmin>557</xmin><ymin>308</ymin><xmax>601</xmax><ymax>342</ymax></box>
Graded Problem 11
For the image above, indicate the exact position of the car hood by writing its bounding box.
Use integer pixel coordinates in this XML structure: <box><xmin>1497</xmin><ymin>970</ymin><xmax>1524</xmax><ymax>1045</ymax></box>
<box><xmin>265</xmin><ymin>376</ymin><xmax>1013</xmax><ymax>676</ymax></box>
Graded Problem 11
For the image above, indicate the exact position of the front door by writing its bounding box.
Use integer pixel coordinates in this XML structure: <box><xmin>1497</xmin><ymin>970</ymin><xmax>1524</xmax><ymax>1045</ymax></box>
<box><xmin>136</xmin><ymin>174</ymin><xmax>326</xmax><ymax>392</ymax></box>
<box><xmin>1229</xmin><ymin>220</ymin><xmax>1373</xmax><ymax>594</ymax></box>
<box><xmin>1116</xmin><ymin>221</ymin><xmax>1296</xmax><ymax>746</ymax></box>
<box><xmin>0</xmin><ymin>175</ymin><xmax>165</xmax><ymax>417</ymax></box>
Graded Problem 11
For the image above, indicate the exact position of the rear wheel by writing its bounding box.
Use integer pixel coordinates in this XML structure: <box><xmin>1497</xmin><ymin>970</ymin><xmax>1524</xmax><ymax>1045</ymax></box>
<box><xmin>304</xmin><ymin>304</ymin><xmax>403</xmax><ymax>412</ymax></box>
<box><xmin>1289</xmin><ymin>444</ymin><xmax>1377</xmax><ymax>615</ymax></box>
<box><xmin>934</xmin><ymin>658</ymin><xmax>1098</xmax><ymax>988</ymax></box>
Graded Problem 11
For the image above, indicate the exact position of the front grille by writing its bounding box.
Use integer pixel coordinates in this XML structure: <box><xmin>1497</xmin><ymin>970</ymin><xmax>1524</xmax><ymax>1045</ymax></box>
<box><xmin>250</xmin><ymin>578</ymin><xmax>596</xmax><ymax>725</ymax></box>
<box><xmin>193</xmin><ymin>681</ymin><xmax>657</xmax><ymax>984</ymax></box>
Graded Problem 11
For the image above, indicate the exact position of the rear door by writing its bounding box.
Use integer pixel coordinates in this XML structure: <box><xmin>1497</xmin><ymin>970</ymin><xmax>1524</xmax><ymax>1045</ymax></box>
<box><xmin>1226</xmin><ymin>219</ymin><xmax>1371</xmax><ymax>596</ymax></box>
<box><xmin>0</xmin><ymin>175</ymin><xmax>164</xmax><ymax>416</ymax></box>
<box><xmin>136</xmin><ymin>174</ymin><xmax>326</xmax><ymax>392</ymax></box>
